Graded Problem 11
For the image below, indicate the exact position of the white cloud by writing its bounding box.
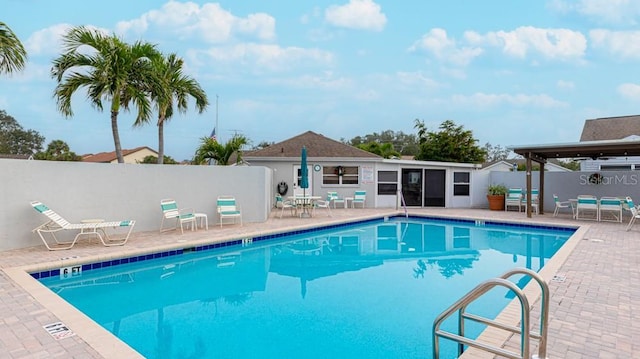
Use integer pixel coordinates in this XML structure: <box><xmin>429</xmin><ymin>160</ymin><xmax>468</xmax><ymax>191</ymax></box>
<box><xmin>557</xmin><ymin>80</ymin><xmax>575</xmax><ymax>89</ymax></box>
<box><xmin>590</xmin><ymin>29</ymin><xmax>640</xmax><ymax>59</ymax></box>
<box><xmin>325</xmin><ymin>0</ymin><xmax>387</xmax><ymax>31</ymax></box>
<box><xmin>24</xmin><ymin>24</ymin><xmax>112</xmax><ymax>59</ymax></box>
<box><xmin>198</xmin><ymin>43</ymin><xmax>334</xmax><ymax>72</ymax></box>
<box><xmin>24</xmin><ymin>24</ymin><xmax>72</xmax><ymax>56</ymax></box>
<box><xmin>409</xmin><ymin>28</ymin><xmax>483</xmax><ymax>67</ymax></box>
<box><xmin>451</xmin><ymin>92</ymin><xmax>568</xmax><ymax>109</ymax></box>
<box><xmin>618</xmin><ymin>83</ymin><xmax>640</xmax><ymax>100</ymax></box>
<box><xmin>116</xmin><ymin>0</ymin><xmax>276</xmax><ymax>43</ymax></box>
<box><xmin>468</xmin><ymin>26</ymin><xmax>587</xmax><ymax>61</ymax></box>
<box><xmin>548</xmin><ymin>0</ymin><xmax>640</xmax><ymax>26</ymax></box>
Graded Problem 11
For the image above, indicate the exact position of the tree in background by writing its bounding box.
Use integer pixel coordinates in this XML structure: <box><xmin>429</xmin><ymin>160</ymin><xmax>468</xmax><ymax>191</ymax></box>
<box><xmin>414</xmin><ymin>119</ymin><xmax>486</xmax><ymax>163</ymax></box>
<box><xmin>34</xmin><ymin>140</ymin><xmax>81</xmax><ymax>161</ymax></box>
<box><xmin>557</xmin><ymin>159</ymin><xmax>580</xmax><ymax>171</ymax></box>
<box><xmin>482</xmin><ymin>143</ymin><xmax>512</xmax><ymax>162</ymax></box>
<box><xmin>252</xmin><ymin>141</ymin><xmax>275</xmax><ymax>150</ymax></box>
<box><xmin>345</xmin><ymin>130</ymin><xmax>418</xmax><ymax>155</ymax></box>
<box><xmin>0</xmin><ymin>110</ymin><xmax>44</xmax><ymax>155</ymax></box>
<box><xmin>356</xmin><ymin>142</ymin><xmax>401</xmax><ymax>159</ymax></box>
<box><xmin>140</xmin><ymin>155</ymin><xmax>178</xmax><ymax>164</ymax></box>
<box><xmin>51</xmin><ymin>26</ymin><xmax>161</xmax><ymax>163</ymax></box>
<box><xmin>0</xmin><ymin>21</ymin><xmax>26</xmax><ymax>76</ymax></box>
<box><xmin>193</xmin><ymin>134</ymin><xmax>248</xmax><ymax>165</ymax></box>
<box><xmin>146</xmin><ymin>53</ymin><xmax>208</xmax><ymax>164</ymax></box>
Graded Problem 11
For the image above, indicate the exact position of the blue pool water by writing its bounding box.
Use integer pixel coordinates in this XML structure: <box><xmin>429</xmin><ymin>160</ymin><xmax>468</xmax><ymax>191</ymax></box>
<box><xmin>37</xmin><ymin>216</ymin><xmax>574</xmax><ymax>359</ymax></box>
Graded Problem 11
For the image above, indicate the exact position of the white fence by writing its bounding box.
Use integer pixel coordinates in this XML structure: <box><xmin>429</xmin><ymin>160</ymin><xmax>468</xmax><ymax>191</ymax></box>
<box><xmin>0</xmin><ymin>159</ymin><xmax>272</xmax><ymax>251</ymax></box>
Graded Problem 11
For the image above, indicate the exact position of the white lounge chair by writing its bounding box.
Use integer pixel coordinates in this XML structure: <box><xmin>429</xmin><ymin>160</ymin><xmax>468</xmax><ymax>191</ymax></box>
<box><xmin>30</xmin><ymin>201</ymin><xmax>135</xmax><ymax>251</ymax></box>
<box><xmin>598</xmin><ymin>197</ymin><xmax>623</xmax><ymax>223</ymax></box>
<box><xmin>552</xmin><ymin>194</ymin><xmax>573</xmax><ymax>218</ymax></box>
<box><xmin>217</xmin><ymin>196</ymin><xmax>242</xmax><ymax>227</ymax></box>
<box><xmin>505</xmin><ymin>188</ymin><xmax>523</xmax><ymax>212</ymax></box>
<box><xmin>160</xmin><ymin>198</ymin><xmax>200</xmax><ymax>234</ymax></box>
<box><xmin>327</xmin><ymin>191</ymin><xmax>345</xmax><ymax>209</ymax></box>
<box><xmin>625</xmin><ymin>197</ymin><xmax>640</xmax><ymax>231</ymax></box>
<box><xmin>275</xmin><ymin>194</ymin><xmax>296</xmax><ymax>218</ymax></box>
<box><xmin>313</xmin><ymin>195</ymin><xmax>332</xmax><ymax>217</ymax></box>
<box><xmin>575</xmin><ymin>195</ymin><xmax>599</xmax><ymax>221</ymax></box>
<box><xmin>352</xmin><ymin>190</ymin><xmax>366</xmax><ymax>208</ymax></box>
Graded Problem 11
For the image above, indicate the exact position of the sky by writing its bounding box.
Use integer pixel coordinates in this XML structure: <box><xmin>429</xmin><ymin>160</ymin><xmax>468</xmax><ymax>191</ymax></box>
<box><xmin>3</xmin><ymin>0</ymin><xmax>640</xmax><ymax>161</ymax></box>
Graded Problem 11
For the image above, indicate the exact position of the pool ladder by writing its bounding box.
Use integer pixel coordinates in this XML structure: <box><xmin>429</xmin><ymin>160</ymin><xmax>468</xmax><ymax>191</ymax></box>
<box><xmin>432</xmin><ymin>267</ymin><xmax>549</xmax><ymax>359</ymax></box>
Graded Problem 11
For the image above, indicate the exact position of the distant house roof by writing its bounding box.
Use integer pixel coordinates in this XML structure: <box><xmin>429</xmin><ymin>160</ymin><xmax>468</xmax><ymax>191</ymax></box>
<box><xmin>580</xmin><ymin>115</ymin><xmax>640</xmax><ymax>141</ymax></box>
<box><xmin>82</xmin><ymin>146</ymin><xmax>158</xmax><ymax>163</ymax></box>
<box><xmin>481</xmin><ymin>159</ymin><xmax>572</xmax><ymax>172</ymax></box>
<box><xmin>245</xmin><ymin>131</ymin><xmax>381</xmax><ymax>159</ymax></box>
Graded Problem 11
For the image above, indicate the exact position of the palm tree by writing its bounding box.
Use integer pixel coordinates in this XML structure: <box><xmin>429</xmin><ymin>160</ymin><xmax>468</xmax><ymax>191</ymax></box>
<box><xmin>51</xmin><ymin>26</ymin><xmax>161</xmax><ymax>163</ymax></box>
<box><xmin>193</xmin><ymin>134</ymin><xmax>248</xmax><ymax>165</ymax></box>
<box><xmin>0</xmin><ymin>21</ymin><xmax>27</xmax><ymax>75</ymax></box>
<box><xmin>146</xmin><ymin>53</ymin><xmax>209</xmax><ymax>164</ymax></box>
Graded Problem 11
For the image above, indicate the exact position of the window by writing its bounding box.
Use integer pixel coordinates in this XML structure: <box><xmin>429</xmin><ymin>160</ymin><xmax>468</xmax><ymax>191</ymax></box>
<box><xmin>601</xmin><ymin>165</ymin><xmax>632</xmax><ymax>170</ymax></box>
<box><xmin>323</xmin><ymin>165</ymin><xmax>359</xmax><ymax>185</ymax></box>
<box><xmin>377</xmin><ymin>170</ymin><xmax>398</xmax><ymax>195</ymax></box>
<box><xmin>453</xmin><ymin>171</ymin><xmax>470</xmax><ymax>196</ymax></box>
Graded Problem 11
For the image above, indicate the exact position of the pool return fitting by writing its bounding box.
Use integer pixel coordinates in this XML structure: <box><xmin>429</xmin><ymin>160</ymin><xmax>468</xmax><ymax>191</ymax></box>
<box><xmin>432</xmin><ymin>267</ymin><xmax>549</xmax><ymax>359</ymax></box>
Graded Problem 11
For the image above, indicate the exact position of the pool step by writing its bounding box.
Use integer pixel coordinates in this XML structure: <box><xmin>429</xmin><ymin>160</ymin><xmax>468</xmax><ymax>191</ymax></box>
<box><xmin>432</xmin><ymin>267</ymin><xmax>549</xmax><ymax>359</ymax></box>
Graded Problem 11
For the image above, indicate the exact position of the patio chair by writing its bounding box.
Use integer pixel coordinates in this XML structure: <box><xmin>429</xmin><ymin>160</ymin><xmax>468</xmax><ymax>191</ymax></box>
<box><xmin>313</xmin><ymin>195</ymin><xmax>332</xmax><ymax>217</ymax></box>
<box><xmin>625</xmin><ymin>197</ymin><xmax>640</xmax><ymax>231</ymax></box>
<box><xmin>552</xmin><ymin>194</ymin><xmax>573</xmax><ymax>217</ymax></box>
<box><xmin>521</xmin><ymin>189</ymin><xmax>539</xmax><ymax>214</ymax></box>
<box><xmin>598</xmin><ymin>197</ymin><xmax>623</xmax><ymax>223</ymax></box>
<box><xmin>575</xmin><ymin>195</ymin><xmax>599</xmax><ymax>221</ymax></box>
<box><xmin>217</xmin><ymin>195</ymin><xmax>242</xmax><ymax>227</ymax></box>
<box><xmin>160</xmin><ymin>199</ymin><xmax>200</xmax><ymax>234</ymax></box>
<box><xmin>327</xmin><ymin>191</ymin><xmax>345</xmax><ymax>209</ymax></box>
<box><xmin>30</xmin><ymin>201</ymin><xmax>135</xmax><ymax>251</ymax></box>
<box><xmin>352</xmin><ymin>190</ymin><xmax>366</xmax><ymax>208</ymax></box>
<box><xmin>504</xmin><ymin>188</ymin><xmax>523</xmax><ymax>212</ymax></box>
<box><xmin>275</xmin><ymin>194</ymin><xmax>296</xmax><ymax>218</ymax></box>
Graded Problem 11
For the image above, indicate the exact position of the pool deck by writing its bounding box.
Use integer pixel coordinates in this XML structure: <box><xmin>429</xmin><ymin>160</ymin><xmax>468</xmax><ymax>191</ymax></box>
<box><xmin>1</xmin><ymin>207</ymin><xmax>638</xmax><ymax>358</ymax></box>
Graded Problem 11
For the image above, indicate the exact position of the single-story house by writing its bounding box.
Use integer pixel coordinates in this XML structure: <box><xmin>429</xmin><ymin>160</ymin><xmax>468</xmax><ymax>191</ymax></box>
<box><xmin>579</xmin><ymin>115</ymin><xmax>640</xmax><ymax>171</ymax></box>
<box><xmin>244</xmin><ymin>131</ymin><xmax>482</xmax><ymax>209</ymax></box>
<box><xmin>82</xmin><ymin>146</ymin><xmax>158</xmax><ymax>164</ymax></box>
<box><xmin>482</xmin><ymin>159</ymin><xmax>571</xmax><ymax>172</ymax></box>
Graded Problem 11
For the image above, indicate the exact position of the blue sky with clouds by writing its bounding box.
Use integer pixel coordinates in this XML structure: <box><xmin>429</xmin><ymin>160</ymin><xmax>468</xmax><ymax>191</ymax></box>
<box><xmin>3</xmin><ymin>0</ymin><xmax>640</xmax><ymax>160</ymax></box>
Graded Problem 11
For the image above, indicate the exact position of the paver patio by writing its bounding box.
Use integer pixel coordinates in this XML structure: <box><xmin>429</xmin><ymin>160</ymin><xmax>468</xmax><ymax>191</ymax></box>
<box><xmin>1</xmin><ymin>208</ymin><xmax>637</xmax><ymax>358</ymax></box>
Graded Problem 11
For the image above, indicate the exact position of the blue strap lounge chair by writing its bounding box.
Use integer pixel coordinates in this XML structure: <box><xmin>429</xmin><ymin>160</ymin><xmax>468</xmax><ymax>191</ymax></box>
<box><xmin>160</xmin><ymin>198</ymin><xmax>199</xmax><ymax>234</ymax></box>
<box><xmin>217</xmin><ymin>196</ymin><xmax>242</xmax><ymax>227</ymax></box>
<box><xmin>575</xmin><ymin>195</ymin><xmax>598</xmax><ymax>221</ymax></box>
<box><xmin>352</xmin><ymin>190</ymin><xmax>366</xmax><ymax>208</ymax></box>
<box><xmin>504</xmin><ymin>188</ymin><xmax>523</xmax><ymax>212</ymax></box>
<box><xmin>30</xmin><ymin>201</ymin><xmax>135</xmax><ymax>251</ymax></box>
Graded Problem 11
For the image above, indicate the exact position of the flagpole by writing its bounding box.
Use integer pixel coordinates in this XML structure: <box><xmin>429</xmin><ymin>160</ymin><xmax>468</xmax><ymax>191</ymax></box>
<box><xmin>215</xmin><ymin>94</ymin><xmax>219</xmax><ymax>142</ymax></box>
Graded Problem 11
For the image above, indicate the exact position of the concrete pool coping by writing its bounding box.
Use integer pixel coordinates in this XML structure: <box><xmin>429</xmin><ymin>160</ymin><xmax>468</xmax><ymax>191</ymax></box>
<box><xmin>0</xmin><ymin>208</ymin><xmax>636</xmax><ymax>358</ymax></box>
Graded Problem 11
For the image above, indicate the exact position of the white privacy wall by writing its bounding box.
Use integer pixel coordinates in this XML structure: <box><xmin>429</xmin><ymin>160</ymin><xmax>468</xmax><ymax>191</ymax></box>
<box><xmin>0</xmin><ymin>159</ymin><xmax>272</xmax><ymax>251</ymax></box>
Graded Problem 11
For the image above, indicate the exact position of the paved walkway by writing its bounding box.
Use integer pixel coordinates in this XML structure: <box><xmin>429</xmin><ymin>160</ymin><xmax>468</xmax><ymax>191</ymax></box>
<box><xmin>0</xmin><ymin>208</ymin><xmax>638</xmax><ymax>358</ymax></box>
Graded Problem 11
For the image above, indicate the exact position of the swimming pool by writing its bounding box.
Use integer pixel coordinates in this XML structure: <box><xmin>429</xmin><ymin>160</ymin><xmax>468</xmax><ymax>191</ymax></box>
<box><xmin>36</xmin><ymin>215</ymin><xmax>575</xmax><ymax>358</ymax></box>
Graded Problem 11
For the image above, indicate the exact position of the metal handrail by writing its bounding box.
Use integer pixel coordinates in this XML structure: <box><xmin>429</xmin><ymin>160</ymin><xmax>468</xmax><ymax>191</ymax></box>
<box><xmin>432</xmin><ymin>267</ymin><xmax>550</xmax><ymax>359</ymax></box>
<box><xmin>398</xmin><ymin>189</ymin><xmax>408</xmax><ymax>217</ymax></box>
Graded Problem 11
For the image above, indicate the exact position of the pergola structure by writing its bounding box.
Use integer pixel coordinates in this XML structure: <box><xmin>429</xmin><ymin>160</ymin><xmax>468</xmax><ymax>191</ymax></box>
<box><xmin>509</xmin><ymin>138</ymin><xmax>640</xmax><ymax>218</ymax></box>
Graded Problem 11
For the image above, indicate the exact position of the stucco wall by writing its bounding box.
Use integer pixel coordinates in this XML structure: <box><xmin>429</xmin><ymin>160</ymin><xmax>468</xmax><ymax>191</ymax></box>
<box><xmin>489</xmin><ymin>170</ymin><xmax>640</xmax><ymax>212</ymax></box>
<box><xmin>0</xmin><ymin>159</ymin><xmax>272</xmax><ymax>251</ymax></box>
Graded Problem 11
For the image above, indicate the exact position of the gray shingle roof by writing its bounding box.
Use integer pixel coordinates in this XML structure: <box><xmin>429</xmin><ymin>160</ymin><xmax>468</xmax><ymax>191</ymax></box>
<box><xmin>245</xmin><ymin>131</ymin><xmax>381</xmax><ymax>159</ymax></box>
<box><xmin>580</xmin><ymin>115</ymin><xmax>640</xmax><ymax>141</ymax></box>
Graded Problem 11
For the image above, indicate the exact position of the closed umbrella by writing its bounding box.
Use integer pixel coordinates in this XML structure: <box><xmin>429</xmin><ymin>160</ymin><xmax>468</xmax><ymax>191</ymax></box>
<box><xmin>300</xmin><ymin>146</ymin><xmax>310</xmax><ymax>217</ymax></box>
<box><xmin>300</xmin><ymin>146</ymin><xmax>309</xmax><ymax>196</ymax></box>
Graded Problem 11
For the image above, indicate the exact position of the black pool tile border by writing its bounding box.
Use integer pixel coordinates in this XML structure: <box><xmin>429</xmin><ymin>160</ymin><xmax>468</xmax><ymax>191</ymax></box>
<box><xmin>30</xmin><ymin>214</ymin><xmax>576</xmax><ymax>280</ymax></box>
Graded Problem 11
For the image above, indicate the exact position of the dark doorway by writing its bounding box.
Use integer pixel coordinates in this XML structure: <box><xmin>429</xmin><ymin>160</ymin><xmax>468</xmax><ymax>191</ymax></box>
<box><xmin>424</xmin><ymin>169</ymin><xmax>446</xmax><ymax>207</ymax></box>
<box><xmin>401</xmin><ymin>169</ymin><xmax>422</xmax><ymax>206</ymax></box>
